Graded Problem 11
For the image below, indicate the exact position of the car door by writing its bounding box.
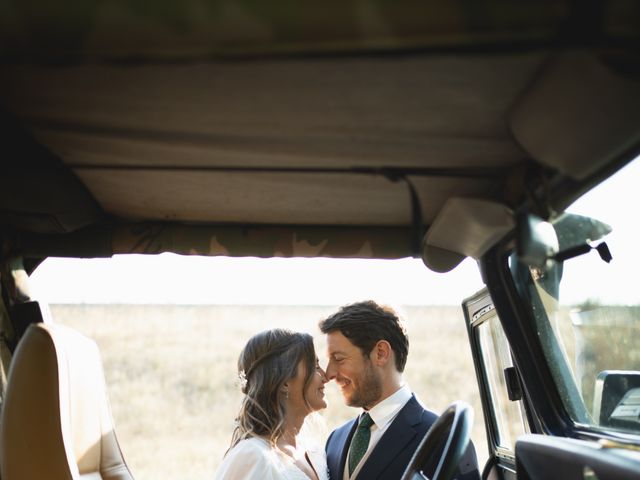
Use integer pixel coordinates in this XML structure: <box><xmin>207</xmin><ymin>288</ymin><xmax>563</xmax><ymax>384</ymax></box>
<box><xmin>464</xmin><ymin>288</ymin><xmax>528</xmax><ymax>480</ymax></box>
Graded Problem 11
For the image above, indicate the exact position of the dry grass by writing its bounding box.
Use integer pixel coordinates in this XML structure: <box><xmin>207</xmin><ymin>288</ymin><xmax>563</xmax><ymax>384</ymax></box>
<box><xmin>51</xmin><ymin>304</ymin><xmax>488</xmax><ymax>479</ymax></box>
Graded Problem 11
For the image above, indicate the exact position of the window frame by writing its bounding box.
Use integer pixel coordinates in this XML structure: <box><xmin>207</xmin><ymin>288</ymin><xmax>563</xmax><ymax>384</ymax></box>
<box><xmin>465</xmin><ymin>289</ymin><xmax>530</xmax><ymax>464</ymax></box>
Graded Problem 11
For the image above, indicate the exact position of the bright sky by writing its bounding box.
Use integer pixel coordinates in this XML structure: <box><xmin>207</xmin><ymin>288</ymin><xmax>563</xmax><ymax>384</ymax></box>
<box><xmin>560</xmin><ymin>157</ymin><xmax>640</xmax><ymax>306</ymax></box>
<box><xmin>30</xmin><ymin>255</ymin><xmax>484</xmax><ymax>306</ymax></box>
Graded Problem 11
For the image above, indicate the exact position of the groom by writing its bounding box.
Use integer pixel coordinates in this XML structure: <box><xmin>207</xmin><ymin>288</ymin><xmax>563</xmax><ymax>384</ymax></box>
<box><xmin>320</xmin><ymin>301</ymin><xmax>480</xmax><ymax>480</ymax></box>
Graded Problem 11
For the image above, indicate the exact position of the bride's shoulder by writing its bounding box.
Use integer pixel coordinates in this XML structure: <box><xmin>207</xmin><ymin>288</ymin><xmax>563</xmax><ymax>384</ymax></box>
<box><xmin>227</xmin><ymin>437</ymin><xmax>272</xmax><ymax>457</ymax></box>
<box><xmin>214</xmin><ymin>437</ymin><xmax>279</xmax><ymax>480</ymax></box>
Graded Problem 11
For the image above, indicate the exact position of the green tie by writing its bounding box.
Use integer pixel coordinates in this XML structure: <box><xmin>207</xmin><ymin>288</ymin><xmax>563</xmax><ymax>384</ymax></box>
<box><xmin>348</xmin><ymin>412</ymin><xmax>374</xmax><ymax>476</ymax></box>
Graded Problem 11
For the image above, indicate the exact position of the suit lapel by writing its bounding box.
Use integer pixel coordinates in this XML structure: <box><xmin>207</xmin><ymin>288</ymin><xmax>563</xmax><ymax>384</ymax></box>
<box><xmin>356</xmin><ymin>395</ymin><xmax>423</xmax><ymax>480</ymax></box>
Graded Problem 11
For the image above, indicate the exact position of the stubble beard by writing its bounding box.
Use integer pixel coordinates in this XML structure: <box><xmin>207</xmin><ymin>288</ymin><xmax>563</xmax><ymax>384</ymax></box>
<box><xmin>347</xmin><ymin>361</ymin><xmax>382</xmax><ymax>409</ymax></box>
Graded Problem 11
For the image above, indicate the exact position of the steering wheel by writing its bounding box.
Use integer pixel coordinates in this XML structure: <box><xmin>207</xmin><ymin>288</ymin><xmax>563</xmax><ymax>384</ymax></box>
<box><xmin>400</xmin><ymin>401</ymin><xmax>473</xmax><ymax>480</ymax></box>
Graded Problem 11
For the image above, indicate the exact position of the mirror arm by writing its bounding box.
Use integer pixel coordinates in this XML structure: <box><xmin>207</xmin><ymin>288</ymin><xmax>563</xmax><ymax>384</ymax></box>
<box><xmin>553</xmin><ymin>241</ymin><xmax>612</xmax><ymax>264</ymax></box>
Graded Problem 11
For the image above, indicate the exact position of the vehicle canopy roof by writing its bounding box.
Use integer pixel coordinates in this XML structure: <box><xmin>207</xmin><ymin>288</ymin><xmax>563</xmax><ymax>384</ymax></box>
<box><xmin>1</xmin><ymin>1</ymin><xmax>639</xmax><ymax>269</ymax></box>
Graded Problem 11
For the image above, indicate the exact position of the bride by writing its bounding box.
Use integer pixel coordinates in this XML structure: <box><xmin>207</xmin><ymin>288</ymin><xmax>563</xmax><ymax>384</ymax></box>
<box><xmin>214</xmin><ymin>328</ymin><xmax>329</xmax><ymax>480</ymax></box>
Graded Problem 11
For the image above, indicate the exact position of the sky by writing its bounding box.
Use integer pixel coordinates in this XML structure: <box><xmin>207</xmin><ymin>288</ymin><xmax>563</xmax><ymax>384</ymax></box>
<box><xmin>29</xmin><ymin>255</ymin><xmax>485</xmax><ymax>306</ymax></box>
<box><xmin>560</xmin><ymin>157</ymin><xmax>640</xmax><ymax>306</ymax></box>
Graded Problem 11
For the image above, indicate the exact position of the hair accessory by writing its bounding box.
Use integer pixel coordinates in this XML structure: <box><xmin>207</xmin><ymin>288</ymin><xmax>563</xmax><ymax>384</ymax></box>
<box><xmin>237</xmin><ymin>369</ymin><xmax>248</xmax><ymax>390</ymax></box>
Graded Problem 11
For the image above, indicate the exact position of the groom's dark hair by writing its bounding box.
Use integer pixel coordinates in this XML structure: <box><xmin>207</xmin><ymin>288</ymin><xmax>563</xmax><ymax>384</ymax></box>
<box><xmin>319</xmin><ymin>300</ymin><xmax>409</xmax><ymax>372</ymax></box>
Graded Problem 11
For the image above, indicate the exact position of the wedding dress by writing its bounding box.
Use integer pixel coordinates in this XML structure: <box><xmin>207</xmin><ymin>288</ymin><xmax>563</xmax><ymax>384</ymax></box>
<box><xmin>214</xmin><ymin>437</ymin><xmax>329</xmax><ymax>480</ymax></box>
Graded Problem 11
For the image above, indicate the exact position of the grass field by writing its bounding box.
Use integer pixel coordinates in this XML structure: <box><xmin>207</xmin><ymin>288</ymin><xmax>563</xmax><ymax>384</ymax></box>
<box><xmin>51</xmin><ymin>303</ymin><xmax>488</xmax><ymax>479</ymax></box>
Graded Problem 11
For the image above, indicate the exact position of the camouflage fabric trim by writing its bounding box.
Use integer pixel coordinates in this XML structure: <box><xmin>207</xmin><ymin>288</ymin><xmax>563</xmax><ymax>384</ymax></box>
<box><xmin>112</xmin><ymin>223</ymin><xmax>415</xmax><ymax>259</ymax></box>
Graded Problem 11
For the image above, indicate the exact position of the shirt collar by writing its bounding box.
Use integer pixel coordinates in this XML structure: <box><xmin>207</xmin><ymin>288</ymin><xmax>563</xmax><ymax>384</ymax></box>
<box><xmin>365</xmin><ymin>384</ymin><xmax>412</xmax><ymax>430</ymax></box>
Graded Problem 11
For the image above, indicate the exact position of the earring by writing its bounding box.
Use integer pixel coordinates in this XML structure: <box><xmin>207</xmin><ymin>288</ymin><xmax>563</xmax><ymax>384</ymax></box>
<box><xmin>284</xmin><ymin>389</ymin><xmax>289</xmax><ymax>400</ymax></box>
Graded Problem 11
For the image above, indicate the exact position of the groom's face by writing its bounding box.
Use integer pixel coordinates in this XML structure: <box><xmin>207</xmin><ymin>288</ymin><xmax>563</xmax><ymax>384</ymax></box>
<box><xmin>325</xmin><ymin>331</ymin><xmax>382</xmax><ymax>409</ymax></box>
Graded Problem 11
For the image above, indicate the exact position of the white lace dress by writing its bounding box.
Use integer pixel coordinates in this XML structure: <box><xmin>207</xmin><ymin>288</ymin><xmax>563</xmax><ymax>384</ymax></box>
<box><xmin>214</xmin><ymin>437</ymin><xmax>329</xmax><ymax>480</ymax></box>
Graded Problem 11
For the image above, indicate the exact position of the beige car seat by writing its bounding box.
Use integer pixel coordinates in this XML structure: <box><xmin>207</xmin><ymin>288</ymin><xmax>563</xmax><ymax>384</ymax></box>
<box><xmin>0</xmin><ymin>322</ymin><xmax>134</xmax><ymax>479</ymax></box>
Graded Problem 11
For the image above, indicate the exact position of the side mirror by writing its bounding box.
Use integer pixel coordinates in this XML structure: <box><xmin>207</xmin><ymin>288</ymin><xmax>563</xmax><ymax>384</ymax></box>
<box><xmin>594</xmin><ymin>371</ymin><xmax>640</xmax><ymax>428</ymax></box>
<box><xmin>516</xmin><ymin>214</ymin><xmax>559</xmax><ymax>269</ymax></box>
<box><xmin>516</xmin><ymin>212</ymin><xmax>613</xmax><ymax>269</ymax></box>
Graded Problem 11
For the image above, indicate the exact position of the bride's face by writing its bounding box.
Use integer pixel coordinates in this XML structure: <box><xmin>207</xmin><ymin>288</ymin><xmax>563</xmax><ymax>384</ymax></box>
<box><xmin>287</xmin><ymin>358</ymin><xmax>328</xmax><ymax>414</ymax></box>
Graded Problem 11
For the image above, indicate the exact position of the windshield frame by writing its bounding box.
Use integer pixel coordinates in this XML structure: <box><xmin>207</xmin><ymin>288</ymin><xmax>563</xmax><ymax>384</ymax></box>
<box><xmin>479</xmin><ymin>154</ymin><xmax>640</xmax><ymax>445</ymax></box>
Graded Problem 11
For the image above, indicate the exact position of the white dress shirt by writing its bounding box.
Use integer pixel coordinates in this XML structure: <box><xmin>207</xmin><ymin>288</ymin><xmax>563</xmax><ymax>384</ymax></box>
<box><xmin>344</xmin><ymin>384</ymin><xmax>413</xmax><ymax>480</ymax></box>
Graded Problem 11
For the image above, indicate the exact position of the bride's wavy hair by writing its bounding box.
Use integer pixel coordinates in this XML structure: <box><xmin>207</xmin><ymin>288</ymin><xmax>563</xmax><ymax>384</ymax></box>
<box><xmin>229</xmin><ymin>328</ymin><xmax>317</xmax><ymax>450</ymax></box>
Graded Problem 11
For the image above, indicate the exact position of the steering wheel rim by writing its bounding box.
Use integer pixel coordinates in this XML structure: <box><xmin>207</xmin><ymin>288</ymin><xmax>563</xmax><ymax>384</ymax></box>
<box><xmin>400</xmin><ymin>401</ymin><xmax>473</xmax><ymax>480</ymax></box>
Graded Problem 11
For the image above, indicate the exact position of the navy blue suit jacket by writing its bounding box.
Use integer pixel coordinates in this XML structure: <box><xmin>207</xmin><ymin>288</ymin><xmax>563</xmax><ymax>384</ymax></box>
<box><xmin>325</xmin><ymin>395</ymin><xmax>480</xmax><ymax>480</ymax></box>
